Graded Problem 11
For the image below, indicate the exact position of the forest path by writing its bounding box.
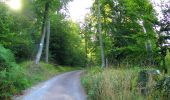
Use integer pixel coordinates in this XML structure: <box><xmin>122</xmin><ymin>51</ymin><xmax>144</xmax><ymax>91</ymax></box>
<box><xmin>15</xmin><ymin>71</ymin><xmax>87</xmax><ymax>100</ymax></box>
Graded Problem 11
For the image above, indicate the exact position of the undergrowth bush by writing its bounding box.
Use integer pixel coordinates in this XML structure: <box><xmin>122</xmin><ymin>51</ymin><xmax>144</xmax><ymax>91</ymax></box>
<box><xmin>0</xmin><ymin>45</ymin><xmax>29</xmax><ymax>99</ymax></box>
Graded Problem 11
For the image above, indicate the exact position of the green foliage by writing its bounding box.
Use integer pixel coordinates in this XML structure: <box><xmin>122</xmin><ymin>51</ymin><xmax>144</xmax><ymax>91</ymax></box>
<box><xmin>0</xmin><ymin>4</ymin><xmax>11</xmax><ymax>35</ymax></box>
<box><xmin>0</xmin><ymin>45</ymin><xmax>29</xmax><ymax>99</ymax></box>
<box><xmin>154</xmin><ymin>76</ymin><xmax>170</xmax><ymax>99</ymax></box>
<box><xmin>84</xmin><ymin>0</ymin><xmax>159</xmax><ymax>66</ymax></box>
<box><xmin>0</xmin><ymin>2</ymin><xmax>37</xmax><ymax>62</ymax></box>
<box><xmin>0</xmin><ymin>0</ymin><xmax>84</xmax><ymax>65</ymax></box>
<box><xmin>50</xmin><ymin>14</ymin><xmax>85</xmax><ymax>66</ymax></box>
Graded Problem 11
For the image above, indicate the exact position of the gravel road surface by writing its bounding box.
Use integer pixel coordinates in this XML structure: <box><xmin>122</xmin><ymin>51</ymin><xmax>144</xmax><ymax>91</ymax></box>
<box><xmin>15</xmin><ymin>71</ymin><xmax>87</xmax><ymax>100</ymax></box>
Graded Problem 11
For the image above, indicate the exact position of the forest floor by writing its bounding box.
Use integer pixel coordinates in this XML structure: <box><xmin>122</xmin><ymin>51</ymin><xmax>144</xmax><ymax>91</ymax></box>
<box><xmin>14</xmin><ymin>70</ymin><xmax>87</xmax><ymax>100</ymax></box>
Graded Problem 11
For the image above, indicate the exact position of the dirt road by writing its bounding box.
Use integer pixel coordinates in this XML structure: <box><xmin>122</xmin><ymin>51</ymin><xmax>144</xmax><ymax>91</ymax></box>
<box><xmin>15</xmin><ymin>71</ymin><xmax>87</xmax><ymax>100</ymax></box>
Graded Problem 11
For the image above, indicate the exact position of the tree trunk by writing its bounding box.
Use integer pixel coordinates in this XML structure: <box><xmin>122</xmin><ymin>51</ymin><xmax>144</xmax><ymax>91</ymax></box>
<box><xmin>35</xmin><ymin>2</ymin><xmax>49</xmax><ymax>64</ymax></box>
<box><xmin>84</xmin><ymin>28</ymin><xmax>88</xmax><ymax>67</ymax></box>
<box><xmin>35</xmin><ymin>28</ymin><xmax>46</xmax><ymax>64</ymax></box>
<box><xmin>106</xmin><ymin>58</ymin><xmax>108</xmax><ymax>68</ymax></box>
<box><xmin>45</xmin><ymin>17</ymin><xmax>50</xmax><ymax>63</ymax></box>
<box><xmin>162</xmin><ymin>55</ymin><xmax>168</xmax><ymax>74</ymax></box>
<box><xmin>97</xmin><ymin>0</ymin><xmax>105</xmax><ymax>67</ymax></box>
<box><xmin>141</xmin><ymin>20</ymin><xmax>153</xmax><ymax>65</ymax></box>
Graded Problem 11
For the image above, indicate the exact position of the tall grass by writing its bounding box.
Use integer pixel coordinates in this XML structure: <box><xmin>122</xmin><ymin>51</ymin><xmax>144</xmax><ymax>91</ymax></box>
<box><xmin>81</xmin><ymin>67</ymin><xmax>164</xmax><ymax>100</ymax></box>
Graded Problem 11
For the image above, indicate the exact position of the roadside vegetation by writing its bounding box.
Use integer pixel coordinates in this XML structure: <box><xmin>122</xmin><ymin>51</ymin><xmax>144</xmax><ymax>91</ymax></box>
<box><xmin>81</xmin><ymin>67</ymin><xmax>169</xmax><ymax>100</ymax></box>
<box><xmin>81</xmin><ymin>52</ymin><xmax>170</xmax><ymax>100</ymax></box>
<box><xmin>0</xmin><ymin>45</ymin><xmax>79</xmax><ymax>99</ymax></box>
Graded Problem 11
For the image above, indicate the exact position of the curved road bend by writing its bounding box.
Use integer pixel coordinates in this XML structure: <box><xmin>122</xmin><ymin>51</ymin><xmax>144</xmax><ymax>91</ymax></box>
<box><xmin>15</xmin><ymin>71</ymin><xmax>87</xmax><ymax>100</ymax></box>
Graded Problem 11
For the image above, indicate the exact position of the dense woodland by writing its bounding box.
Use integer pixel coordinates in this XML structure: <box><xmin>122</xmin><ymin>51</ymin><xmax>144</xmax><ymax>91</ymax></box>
<box><xmin>0</xmin><ymin>0</ymin><xmax>170</xmax><ymax>99</ymax></box>
<box><xmin>83</xmin><ymin>0</ymin><xmax>170</xmax><ymax>69</ymax></box>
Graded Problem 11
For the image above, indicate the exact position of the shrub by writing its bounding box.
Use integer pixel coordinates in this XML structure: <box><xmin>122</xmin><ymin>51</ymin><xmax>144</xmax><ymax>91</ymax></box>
<box><xmin>0</xmin><ymin>45</ymin><xmax>29</xmax><ymax>99</ymax></box>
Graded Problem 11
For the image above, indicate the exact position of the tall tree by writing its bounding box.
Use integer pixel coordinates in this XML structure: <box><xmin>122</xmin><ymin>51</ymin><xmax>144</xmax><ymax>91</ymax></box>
<box><xmin>97</xmin><ymin>0</ymin><xmax>105</xmax><ymax>67</ymax></box>
<box><xmin>45</xmin><ymin>17</ymin><xmax>50</xmax><ymax>63</ymax></box>
<box><xmin>89</xmin><ymin>0</ymin><xmax>158</xmax><ymax>66</ymax></box>
<box><xmin>35</xmin><ymin>2</ymin><xmax>49</xmax><ymax>64</ymax></box>
<box><xmin>34</xmin><ymin>0</ymin><xmax>73</xmax><ymax>64</ymax></box>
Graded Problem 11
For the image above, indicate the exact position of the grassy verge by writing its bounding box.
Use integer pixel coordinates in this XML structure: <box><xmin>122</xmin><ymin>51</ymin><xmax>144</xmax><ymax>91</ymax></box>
<box><xmin>81</xmin><ymin>67</ymin><xmax>166</xmax><ymax>100</ymax></box>
<box><xmin>20</xmin><ymin>61</ymin><xmax>80</xmax><ymax>87</ymax></box>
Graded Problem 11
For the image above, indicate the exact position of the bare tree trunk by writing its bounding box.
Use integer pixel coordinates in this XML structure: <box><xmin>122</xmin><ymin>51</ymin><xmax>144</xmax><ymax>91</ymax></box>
<box><xmin>45</xmin><ymin>18</ymin><xmax>50</xmax><ymax>63</ymax></box>
<box><xmin>97</xmin><ymin>0</ymin><xmax>105</xmax><ymax>67</ymax></box>
<box><xmin>141</xmin><ymin>20</ymin><xmax>153</xmax><ymax>65</ymax></box>
<box><xmin>35</xmin><ymin>28</ymin><xmax>46</xmax><ymax>64</ymax></box>
<box><xmin>106</xmin><ymin>58</ymin><xmax>108</xmax><ymax>68</ymax></box>
<box><xmin>35</xmin><ymin>2</ymin><xmax>49</xmax><ymax>64</ymax></box>
<box><xmin>84</xmin><ymin>32</ymin><xmax>88</xmax><ymax>67</ymax></box>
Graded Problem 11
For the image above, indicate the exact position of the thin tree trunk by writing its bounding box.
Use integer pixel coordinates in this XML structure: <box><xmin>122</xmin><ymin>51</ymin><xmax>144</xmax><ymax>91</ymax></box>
<box><xmin>45</xmin><ymin>18</ymin><xmax>50</xmax><ymax>63</ymax></box>
<box><xmin>141</xmin><ymin>20</ymin><xmax>153</xmax><ymax>65</ymax></box>
<box><xmin>85</xmin><ymin>32</ymin><xmax>88</xmax><ymax>67</ymax></box>
<box><xmin>97</xmin><ymin>0</ymin><xmax>105</xmax><ymax>67</ymax></box>
<box><xmin>106</xmin><ymin>58</ymin><xmax>108</xmax><ymax>68</ymax></box>
<box><xmin>35</xmin><ymin>2</ymin><xmax>49</xmax><ymax>64</ymax></box>
<box><xmin>35</xmin><ymin>27</ymin><xmax>46</xmax><ymax>64</ymax></box>
<box><xmin>162</xmin><ymin>54</ymin><xmax>168</xmax><ymax>74</ymax></box>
